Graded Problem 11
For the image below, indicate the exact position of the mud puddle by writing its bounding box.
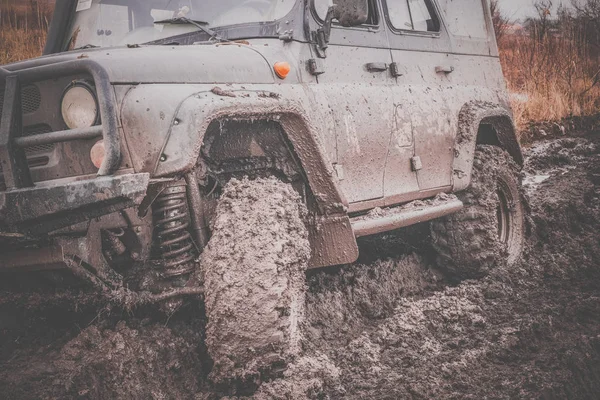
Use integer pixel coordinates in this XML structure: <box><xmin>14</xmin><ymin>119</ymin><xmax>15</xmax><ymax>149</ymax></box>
<box><xmin>2</xmin><ymin>133</ymin><xmax>600</xmax><ymax>399</ymax></box>
<box><xmin>297</xmin><ymin>133</ymin><xmax>600</xmax><ymax>399</ymax></box>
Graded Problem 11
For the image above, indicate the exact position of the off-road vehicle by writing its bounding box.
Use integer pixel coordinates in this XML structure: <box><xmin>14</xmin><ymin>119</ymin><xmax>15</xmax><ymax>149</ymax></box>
<box><xmin>0</xmin><ymin>0</ymin><xmax>525</xmax><ymax>383</ymax></box>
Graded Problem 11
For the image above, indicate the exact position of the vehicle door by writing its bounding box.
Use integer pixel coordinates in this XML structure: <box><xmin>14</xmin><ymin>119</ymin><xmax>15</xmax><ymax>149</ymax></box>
<box><xmin>308</xmin><ymin>0</ymin><xmax>401</xmax><ymax>207</ymax></box>
<box><xmin>383</xmin><ymin>0</ymin><xmax>455</xmax><ymax>195</ymax></box>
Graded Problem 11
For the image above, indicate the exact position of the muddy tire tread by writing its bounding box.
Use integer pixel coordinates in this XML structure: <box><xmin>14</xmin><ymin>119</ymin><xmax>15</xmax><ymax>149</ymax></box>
<box><xmin>201</xmin><ymin>177</ymin><xmax>310</xmax><ymax>384</ymax></box>
<box><xmin>431</xmin><ymin>145</ymin><xmax>524</xmax><ymax>278</ymax></box>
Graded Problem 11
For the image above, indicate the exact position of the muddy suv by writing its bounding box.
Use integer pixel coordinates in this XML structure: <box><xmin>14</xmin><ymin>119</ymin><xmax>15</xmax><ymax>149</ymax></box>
<box><xmin>0</xmin><ymin>0</ymin><xmax>524</xmax><ymax>383</ymax></box>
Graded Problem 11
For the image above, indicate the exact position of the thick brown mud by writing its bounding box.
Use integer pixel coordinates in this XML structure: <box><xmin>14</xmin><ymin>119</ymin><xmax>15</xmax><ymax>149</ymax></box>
<box><xmin>202</xmin><ymin>177</ymin><xmax>310</xmax><ymax>386</ymax></box>
<box><xmin>1</xmin><ymin>131</ymin><xmax>600</xmax><ymax>399</ymax></box>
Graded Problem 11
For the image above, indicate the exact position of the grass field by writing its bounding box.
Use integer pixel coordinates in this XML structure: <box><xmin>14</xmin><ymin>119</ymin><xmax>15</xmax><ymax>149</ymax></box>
<box><xmin>499</xmin><ymin>27</ymin><xmax>600</xmax><ymax>131</ymax></box>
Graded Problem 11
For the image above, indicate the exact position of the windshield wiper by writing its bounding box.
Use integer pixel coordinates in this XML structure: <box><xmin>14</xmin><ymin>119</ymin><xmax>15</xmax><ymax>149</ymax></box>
<box><xmin>154</xmin><ymin>17</ymin><xmax>222</xmax><ymax>42</ymax></box>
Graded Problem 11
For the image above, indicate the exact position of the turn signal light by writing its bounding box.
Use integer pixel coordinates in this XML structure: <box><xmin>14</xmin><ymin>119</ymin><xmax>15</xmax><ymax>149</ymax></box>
<box><xmin>274</xmin><ymin>61</ymin><xmax>291</xmax><ymax>79</ymax></box>
<box><xmin>90</xmin><ymin>140</ymin><xmax>105</xmax><ymax>169</ymax></box>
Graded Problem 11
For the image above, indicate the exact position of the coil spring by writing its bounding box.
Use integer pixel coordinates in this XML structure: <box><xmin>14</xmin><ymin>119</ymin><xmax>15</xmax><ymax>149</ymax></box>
<box><xmin>153</xmin><ymin>185</ymin><xmax>196</xmax><ymax>278</ymax></box>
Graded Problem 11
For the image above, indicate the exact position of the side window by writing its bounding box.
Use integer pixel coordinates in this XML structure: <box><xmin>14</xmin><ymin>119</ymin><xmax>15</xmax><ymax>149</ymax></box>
<box><xmin>71</xmin><ymin>3</ymin><xmax>130</xmax><ymax>48</ymax></box>
<box><xmin>387</xmin><ymin>0</ymin><xmax>440</xmax><ymax>32</ymax></box>
<box><xmin>313</xmin><ymin>0</ymin><xmax>379</xmax><ymax>25</ymax></box>
<box><xmin>440</xmin><ymin>0</ymin><xmax>488</xmax><ymax>38</ymax></box>
<box><xmin>314</xmin><ymin>0</ymin><xmax>333</xmax><ymax>21</ymax></box>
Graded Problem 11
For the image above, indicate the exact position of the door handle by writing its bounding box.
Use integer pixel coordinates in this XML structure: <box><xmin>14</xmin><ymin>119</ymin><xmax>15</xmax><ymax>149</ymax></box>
<box><xmin>435</xmin><ymin>65</ymin><xmax>455</xmax><ymax>74</ymax></box>
<box><xmin>366</xmin><ymin>62</ymin><xmax>388</xmax><ymax>72</ymax></box>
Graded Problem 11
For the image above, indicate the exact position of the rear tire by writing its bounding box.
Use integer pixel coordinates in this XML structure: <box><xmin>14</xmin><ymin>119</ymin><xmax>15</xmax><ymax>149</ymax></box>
<box><xmin>202</xmin><ymin>177</ymin><xmax>310</xmax><ymax>384</ymax></box>
<box><xmin>431</xmin><ymin>145</ymin><xmax>524</xmax><ymax>278</ymax></box>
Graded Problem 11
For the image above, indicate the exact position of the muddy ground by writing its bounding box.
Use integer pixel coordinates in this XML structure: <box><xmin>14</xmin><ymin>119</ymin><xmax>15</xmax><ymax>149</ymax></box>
<box><xmin>1</xmin><ymin>125</ymin><xmax>600</xmax><ymax>399</ymax></box>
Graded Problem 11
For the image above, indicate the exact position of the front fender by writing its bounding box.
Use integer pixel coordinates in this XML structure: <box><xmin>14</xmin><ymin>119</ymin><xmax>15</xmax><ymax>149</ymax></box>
<box><xmin>158</xmin><ymin>86</ymin><xmax>361</xmax><ymax>268</ymax></box>
<box><xmin>119</xmin><ymin>84</ymin><xmax>360</xmax><ymax>268</ymax></box>
<box><xmin>153</xmin><ymin>87</ymin><xmax>347</xmax><ymax>215</ymax></box>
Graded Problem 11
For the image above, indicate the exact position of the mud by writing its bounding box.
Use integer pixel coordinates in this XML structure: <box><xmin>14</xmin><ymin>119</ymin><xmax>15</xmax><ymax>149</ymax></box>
<box><xmin>297</xmin><ymin>131</ymin><xmax>600</xmax><ymax>399</ymax></box>
<box><xmin>201</xmin><ymin>177</ymin><xmax>310</xmax><ymax>387</ymax></box>
<box><xmin>520</xmin><ymin>113</ymin><xmax>600</xmax><ymax>144</ymax></box>
<box><xmin>2</xmin><ymin>133</ymin><xmax>600</xmax><ymax>399</ymax></box>
<box><xmin>0</xmin><ymin>303</ymin><xmax>210</xmax><ymax>399</ymax></box>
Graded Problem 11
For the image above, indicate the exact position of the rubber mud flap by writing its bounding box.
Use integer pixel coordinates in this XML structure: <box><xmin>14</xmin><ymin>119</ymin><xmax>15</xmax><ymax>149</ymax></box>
<box><xmin>201</xmin><ymin>177</ymin><xmax>310</xmax><ymax>384</ymax></box>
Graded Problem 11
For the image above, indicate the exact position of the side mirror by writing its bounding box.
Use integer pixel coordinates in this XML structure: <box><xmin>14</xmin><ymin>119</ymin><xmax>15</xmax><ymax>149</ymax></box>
<box><xmin>316</xmin><ymin>0</ymin><xmax>368</xmax><ymax>54</ymax></box>
<box><xmin>333</xmin><ymin>0</ymin><xmax>369</xmax><ymax>27</ymax></box>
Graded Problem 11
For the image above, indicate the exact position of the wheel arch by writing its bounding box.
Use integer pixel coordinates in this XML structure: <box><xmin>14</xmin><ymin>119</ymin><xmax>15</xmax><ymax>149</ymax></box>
<box><xmin>154</xmin><ymin>90</ymin><xmax>347</xmax><ymax>213</ymax></box>
<box><xmin>154</xmin><ymin>89</ymin><xmax>359</xmax><ymax>268</ymax></box>
<box><xmin>453</xmin><ymin>101</ymin><xmax>523</xmax><ymax>192</ymax></box>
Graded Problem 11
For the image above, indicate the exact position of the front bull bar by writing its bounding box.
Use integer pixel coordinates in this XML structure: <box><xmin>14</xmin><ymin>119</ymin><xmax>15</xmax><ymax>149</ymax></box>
<box><xmin>0</xmin><ymin>59</ymin><xmax>120</xmax><ymax>190</ymax></box>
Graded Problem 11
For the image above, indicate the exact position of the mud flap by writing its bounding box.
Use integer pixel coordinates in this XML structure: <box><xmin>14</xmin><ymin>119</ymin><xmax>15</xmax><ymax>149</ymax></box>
<box><xmin>307</xmin><ymin>214</ymin><xmax>359</xmax><ymax>269</ymax></box>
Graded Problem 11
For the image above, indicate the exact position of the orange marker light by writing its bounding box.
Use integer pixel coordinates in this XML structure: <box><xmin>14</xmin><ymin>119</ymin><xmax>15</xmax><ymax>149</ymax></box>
<box><xmin>274</xmin><ymin>61</ymin><xmax>291</xmax><ymax>79</ymax></box>
<box><xmin>90</xmin><ymin>140</ymin><xmax>105</xmax><ymax>169</ymax></box>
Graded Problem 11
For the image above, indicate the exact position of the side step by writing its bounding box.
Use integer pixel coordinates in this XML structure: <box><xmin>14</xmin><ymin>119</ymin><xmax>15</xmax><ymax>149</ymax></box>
<box><xmin>350</xmin><ymin>194</ymin><xmax>463</xmax><ymax>238</ymax></box>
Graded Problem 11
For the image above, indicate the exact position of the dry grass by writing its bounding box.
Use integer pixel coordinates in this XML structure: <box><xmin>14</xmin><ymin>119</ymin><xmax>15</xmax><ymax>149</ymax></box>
<box><xmin>0</xmin><ymin>0</ymin><xmax>52</xmax><ymax>64</ymax></box>
<box><xmin>496</xmin><ymin>3</ymin><xmax>600</xmax><ymax>132</ymax></box>
<box><xmin>0</xmin><ymin>27</ymin><xmax>49</xmax><ymax>64</ymax></box>
<box><xmin>500</xmin><ymin>33</ymin><xmax>600</xmax><ymax>131</ymax></box>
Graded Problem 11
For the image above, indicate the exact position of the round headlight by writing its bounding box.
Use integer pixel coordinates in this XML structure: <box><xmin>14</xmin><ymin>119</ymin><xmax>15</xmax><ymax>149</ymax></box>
<box><xmin>61</xmin><ymin>83</ymin><xmax>99</xmax><ymax>129</ymax></box>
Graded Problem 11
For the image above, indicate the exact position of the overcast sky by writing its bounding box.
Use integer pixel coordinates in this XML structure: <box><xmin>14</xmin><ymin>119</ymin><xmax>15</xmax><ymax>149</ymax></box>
<box><xmin>497</xmin><ymin>0</ymin><xmax>571</xmax><ymax>20</ymax></box>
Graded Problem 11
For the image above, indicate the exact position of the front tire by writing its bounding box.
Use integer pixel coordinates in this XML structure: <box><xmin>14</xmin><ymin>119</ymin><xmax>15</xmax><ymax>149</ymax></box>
<box><xmin>201</xmin><ymin>177</ymin><xmax>310</xmax><ymax>384</ymax></box>
<box><xmin>431</xmin><ymin>145</ymin><xmax>525</xmax><ymax>278</ymax></box>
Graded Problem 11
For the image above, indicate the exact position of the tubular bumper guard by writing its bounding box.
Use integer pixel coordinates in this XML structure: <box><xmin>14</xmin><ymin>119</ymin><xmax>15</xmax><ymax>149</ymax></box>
<box><xmin>0</xmin><ymin>61</ymin><xmax>149</xmax><ymax>235</ymax></box>
<box><xmin>0</xmin><ymin>60</ymin><xmax>120</xmax><ymax>190</ymax></box>
<box><xmin>0</xmin><ymin>173</ymin><xmax>150</xmax><ymax>235</ymax></box>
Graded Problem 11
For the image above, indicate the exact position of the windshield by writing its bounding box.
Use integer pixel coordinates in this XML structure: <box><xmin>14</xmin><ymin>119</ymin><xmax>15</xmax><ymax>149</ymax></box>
<box><xmin>66</xmin><ymin>0</ymin><xmax>297</xmax><ymax>49</ymax></box>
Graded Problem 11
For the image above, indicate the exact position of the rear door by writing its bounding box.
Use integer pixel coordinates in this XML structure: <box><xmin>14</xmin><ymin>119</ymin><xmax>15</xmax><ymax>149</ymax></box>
<box><xmin>383</xmin><ymin>0</ymin><xmax>455</xmax><ymax>196</ymax></box>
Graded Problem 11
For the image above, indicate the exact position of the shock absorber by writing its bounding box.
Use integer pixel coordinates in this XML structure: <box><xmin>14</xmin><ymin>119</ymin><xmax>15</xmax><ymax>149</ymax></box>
<box><xmin>152</xmin><ymin>183</ymin><xmax>196</xmax><ymax>280</ymax></box>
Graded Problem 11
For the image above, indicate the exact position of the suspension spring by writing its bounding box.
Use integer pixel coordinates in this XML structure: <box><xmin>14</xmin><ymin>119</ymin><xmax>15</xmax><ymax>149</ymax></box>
<box><xmin>152</xmin><ymin>184</ymin><xmax>196</xmax><ymax>278</ymax></box>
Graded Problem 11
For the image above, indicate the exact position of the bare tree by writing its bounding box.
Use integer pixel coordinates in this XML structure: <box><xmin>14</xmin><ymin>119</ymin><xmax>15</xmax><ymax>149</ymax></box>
<box><xmin>572</xmin><ymin>0</ymin><xmax>600</xmax><ymax>49</ymax></box>
<box><xmin>490</xmin><ymin>0</ymin><xmax>509</xmax><ymax>41</ymax></box>
<box><xmin>532</xmin><ymin>0</ymin><xmax>553</xmax><ymax>41</ymax></box>
<box><xmin>572</xmin><ymin>0</ymin><xmax>600</xmax><ymax>20</ymax></box>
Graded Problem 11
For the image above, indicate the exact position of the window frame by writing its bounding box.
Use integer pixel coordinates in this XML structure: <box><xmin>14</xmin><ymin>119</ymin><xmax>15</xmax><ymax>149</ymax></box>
<box><xmin>310</xmin><ymin>0</ymin><xmax>382</xmax><ymax>32</ymax></box>
<box><xmin>382</xmin><ymin>0</ymin><xmax>442</xmax><ymax>38</ymax></box>
<box><xmin>441</xmin><ymin>0</ymin><xmax>491</xmax><ymax>40</ymax></box>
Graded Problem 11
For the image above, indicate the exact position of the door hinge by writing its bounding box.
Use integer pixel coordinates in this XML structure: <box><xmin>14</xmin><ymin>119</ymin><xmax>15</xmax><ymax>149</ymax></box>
<box><xmin>333</xmin><ymin>164</ymin><xmax>345</xmax><ymax>180</ymax></box>
<box><xmin>411</xmin><ymin>156</ymin><xmax>423</xmax><ymax>171</ymax></box>
<box><xmin>390</xmin><ymin>62</ymin><xmax>403</xmax><ymax>77</ymax></box>
<box><xmin>308</xmin><ymin>59</ymin><xmax>325</xmax><ymax>76</ymax></box>
<box><xmin>279</xmin><ymin>30</ymin><xmax>294</xmax><ymax>42</ymax></box>
<box><xmin>311</xmin><ymin>31</ymin><xmax>328</xmax><ymax>58</ymax></box>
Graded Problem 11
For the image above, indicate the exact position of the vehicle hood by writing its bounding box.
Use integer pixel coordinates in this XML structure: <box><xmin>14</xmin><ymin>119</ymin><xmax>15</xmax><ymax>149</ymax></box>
<box><xmin>4</xmin><ymin>44</ymin><xmax>276</xmax><ymax>84</ymax></box>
